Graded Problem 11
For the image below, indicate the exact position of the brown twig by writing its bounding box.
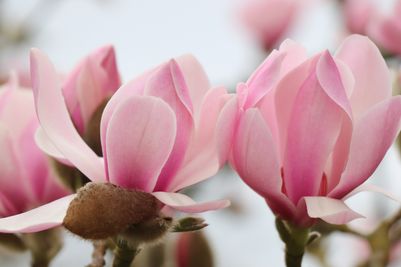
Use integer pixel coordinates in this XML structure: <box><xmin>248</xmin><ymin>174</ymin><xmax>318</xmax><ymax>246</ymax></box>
<box><xmin>87</xmin><ymin>240</ymin><xmax>107</xmax><ymax>267</ymax></box>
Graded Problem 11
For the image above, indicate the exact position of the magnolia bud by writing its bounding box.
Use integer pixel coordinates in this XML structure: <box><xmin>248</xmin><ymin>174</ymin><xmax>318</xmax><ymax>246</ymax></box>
<box><xmin>63</xmin><ymin>182</ymin><xmax>159</xmax><ymax>239</ymax></box>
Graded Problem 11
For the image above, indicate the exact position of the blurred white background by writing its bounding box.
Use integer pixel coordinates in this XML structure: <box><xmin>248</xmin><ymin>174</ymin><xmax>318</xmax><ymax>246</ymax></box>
<box><xmin>0</xmin><ymin>0</ymin><xmax>401</xmax><ymax>266</ymax></box>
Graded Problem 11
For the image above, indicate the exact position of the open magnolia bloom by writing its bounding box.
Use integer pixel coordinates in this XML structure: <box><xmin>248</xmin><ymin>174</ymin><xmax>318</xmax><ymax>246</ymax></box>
<box><xmin>0</xmin><ymin>75</ymin><xmax>69</xmax><ymax>219</ymax></box>
<box><xmin>0</xmin><ymin>49</ymin><xmax>229</xmax><ymax>235</ymax></box>
<box><xmin>218</xmin><ymin>34</ymin><xmax>401</xmax><ymax>227</ymax></box>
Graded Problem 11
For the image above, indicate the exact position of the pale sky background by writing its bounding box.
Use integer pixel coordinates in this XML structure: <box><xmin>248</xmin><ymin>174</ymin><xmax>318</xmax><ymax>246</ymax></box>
<box><xmin>0</xmin><ymin>0</ymin><xmax>401</xmax><ymax>266</ymax></box>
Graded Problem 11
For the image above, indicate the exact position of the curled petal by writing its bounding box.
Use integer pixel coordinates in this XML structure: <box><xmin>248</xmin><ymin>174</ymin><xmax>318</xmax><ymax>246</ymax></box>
<box><xmin>216</xmin><ymin>96</ymin><xmax>239</xmax><ymax>165</ymax></box>
<box><xmin>330</xmin><ymin>96</ymin><xmax>401</xmax><ymax>199</ymax></box>
<box><xmin>344</xmin><ymin>184</ymin><xmax>401</xmax><ymax>202</ymax></box>
<box><xmin>175</xmin><ymin>54</ymin><xmax>210</xmax><ymax>116</ymax></box>
<box><xmin>304</xmin><ymin>196</ymin><xmax>364</xmax><ymax>224</ymax></box>
<box><xmin>34</xmin><ymin>127</ymin><xmax>72</xmax><ymax>166</ymax></box>
<box><xmin>30</xmin><ymin>49</ymin><xmax>105</xmax><ymax>182</ymax></box>
<box><xmin>244</xmin><ymin>50</ymin><xmax>286</xmax><ymax>108</ymax></box>
<box><xmin>152</xmin><ymin>192</ymin><xmax>230</xmax><ymax>213</ymax></box>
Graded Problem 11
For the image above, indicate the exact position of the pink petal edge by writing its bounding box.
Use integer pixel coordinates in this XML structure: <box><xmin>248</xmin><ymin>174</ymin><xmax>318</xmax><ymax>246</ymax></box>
<box><xmin>152</xmin><ymin>192</ymin><xmax>230</xmax><ymax>213</ymax></box>
<box><xmin>304</xmin><ymin>196</ymin><xmax>364</xmax><ymax>225</ymax></box>
<box><xmin>30</xmin><ymin>48</ymin><xmax>106</xmax><ymax>182</ymax></box>
<box><xmin>343</xmin><ymin>184</ymin><xmax>401</xmax><ymax>202</ymax></box>
<box><xmin>0</xmin><ymin>194</ymin><xmax>75</xmax><ymax>233</ymax></box>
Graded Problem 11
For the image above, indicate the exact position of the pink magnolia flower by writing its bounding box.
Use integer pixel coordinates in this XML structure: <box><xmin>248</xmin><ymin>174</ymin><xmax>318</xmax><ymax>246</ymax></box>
<box><xmin>344</xmin><ymin>0</ymin><xmax>401</xmax><ymax>56</ymax></box>
<box><xmin>0</xmin><ymin>76</ymin><xmax>69</xmax><ymax>219</ymax></box>
<box><xmin>218</xmin><ymin>34</ymin><xmax>401</xmax><ymax>226</ymax></box>
<box><xmin>0</xmin><ymin>49</ymin><xmax>229</xmax><ymax>233</ymax></box>
<box><xmin>240</xmin><ymin>0</ymin><xmax>299</xmax><ymax>51</ymax></box>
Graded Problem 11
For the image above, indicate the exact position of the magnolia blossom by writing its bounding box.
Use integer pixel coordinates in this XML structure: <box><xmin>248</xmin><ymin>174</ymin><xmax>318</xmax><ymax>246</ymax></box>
<box><xmin>0</xmin><ymin>48</ymin><xmax>229</xmax><ymax>233</ymax></box>
<box><xmin>0</xmin><ymin>76</ymin><xmax>69</xmax><ymax>219</ymax></box>
<box><xmin>344</xmin><ymin>0</ymin><xmax>401</xmax><ymax>56</ymax></box>
<box><xmin>240</xmin><ymin>0</ymin><xmax>299</xmax><ymax>51</ymax></box>
<box><xmin>218</xmin><ymin>35</ymin><xmax>401</xmax><ymax>226</ymax></box>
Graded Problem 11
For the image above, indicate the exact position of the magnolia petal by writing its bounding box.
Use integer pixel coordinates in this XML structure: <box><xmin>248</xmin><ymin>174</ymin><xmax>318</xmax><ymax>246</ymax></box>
<box><xmin>152</xmin><ymin>192</ymin><xmax>230</xmax><ymax>213</ymax></box>
<box><xmin>244</xmin><ymin>50</ymin><xmax>286</xmax><ymax>108</ymax></box>
<box><xmin>329</xmin><ymin>96</ymin><xmax>401</xmax><ymax>199</ymax></box>
<box><xmin>100</xmin><ymin>67</ymin><xmax>157</xmax><ymax>178</ymax></box>
<box><xmin>283</xmin><ymin>65</ymin><xmax>344</xmax><ymax>204</ymax></box>
<box><xmin>335</xmin><ymin>34</ymin><xmax>391</xmax><ymax>118</ymax></box>
<box><xmin>317</xmin><ymin>52</ymin><xmax>354</xmax><ymax>191</ymax></box>
<box><xmin>0</xmin><ymin>194</ymin><xmax>76</xmax><ymax>233</ymax></box>
<box><xmin>34</xmin><ymin>127</ymin><xmax>72</xmax><ymax>166</ymax></box>
<box><xmin>344</xmin><ymin>184</ymin><xmax>401</xmax><ymax>202</ymax></box>
<box><xmin>144</xmin><ymin>61</ymin><xmax>193</xmax><ymax>191</ymax></box>
<box><xmin>317</xmin><ymin>51</ymin><xmax>352</xmax><ymax>118</ymax></box>
<box><xmin>216</xmin><ymin>96</ymin><xmax>239</xmax><ymax>165</ymax></box>
<box><xmin>304</xmin><ymin>196</ymin><xmax>364</xmax><ymax>224</ymax></box>
<box><xmin>274</xmin><ymin>55</ymin><xmax>320</xmax><ymax>161</ymax></box>
<box><xmin>232</xmin><ymin>108</ymin><xmax>281</xmax><ymax>196</ymax></box>
<box><xmin>278</xmin><ymin>39</ymin><xmax>308</xmax><ymax>73</ymax></box>
<box><xmin>106</xmin><ymin>96</ymin><xmax>176</xmax><ymax>191</ymax></box>
<box><xmin>175</xmin><ymin>54</ymin><xmax>210</xmax><ymax>117</ymax></box>
<box><xmin>168</xmin><ymin>87</ymin><xmax>229</xmax><ymax>192</ymax></box>
<box><xmin>30</xmin><ymin>49</ymin><xmax>106</xmax><ymax>182</ymax></box>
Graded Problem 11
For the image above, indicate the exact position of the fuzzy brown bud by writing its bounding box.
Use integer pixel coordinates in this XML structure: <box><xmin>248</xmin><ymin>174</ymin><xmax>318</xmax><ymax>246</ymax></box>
<box><xmin>63</xmin><ymin>182</ymin><xmax>159</xmax><ymax>239</ymax></box>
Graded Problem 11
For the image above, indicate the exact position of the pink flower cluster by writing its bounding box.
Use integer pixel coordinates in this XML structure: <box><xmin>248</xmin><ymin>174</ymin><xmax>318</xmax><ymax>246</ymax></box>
<box><xmin>0</xmin><ymin>34</ymin><xmax>399</xmax><ymax>234</ymax></box>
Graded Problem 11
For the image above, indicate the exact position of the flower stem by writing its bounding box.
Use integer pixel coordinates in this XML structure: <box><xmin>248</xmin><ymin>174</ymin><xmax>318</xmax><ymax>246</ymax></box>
<box><xmin>22</xmin><ymin>228</ymin><xmax>63</xmax><ymax>267</ymax></box>
<box><xmin>276</xmin><ymin>218</ymin><xmax>312</xmax><ymax>267</ymax></box>
<box><xmin>87</xmin><ymin>240</ymin><xmax>107</xmax><ymax>267</ymax></box>
<box><xmin>112</xmin><ymin>239</ymin><xmax>141</xmax><ymax>267</ymax></box>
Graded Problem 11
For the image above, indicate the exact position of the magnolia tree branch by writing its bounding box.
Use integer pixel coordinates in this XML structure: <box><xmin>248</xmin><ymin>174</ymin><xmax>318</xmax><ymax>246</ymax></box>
<box><xmin>111</xmin><ymin>238</ymin><xmax>141</xmax><ymax>267</ymax></box>
<box><xmin>275</xmin><ymin>218</ymin><xmax>319</xmax><ymax>267</ymax></box>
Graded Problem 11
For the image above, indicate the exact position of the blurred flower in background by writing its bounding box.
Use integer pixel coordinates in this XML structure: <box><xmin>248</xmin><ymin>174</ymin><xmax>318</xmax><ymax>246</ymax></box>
<box><xmin>343</xmin><ymin>0</ymin><xmax>401</xmax><ymax>56</ymax></box>
<box><xmin>0</xmin><ymin>76</ymin><xmax>69</xmax><ymax>219</ymax></box>
<box><xmin>239</xmin><ymin>0</ymin><xmax>299</xmax><ymax>51</ymax></box>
